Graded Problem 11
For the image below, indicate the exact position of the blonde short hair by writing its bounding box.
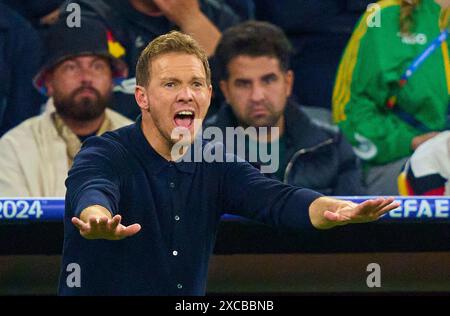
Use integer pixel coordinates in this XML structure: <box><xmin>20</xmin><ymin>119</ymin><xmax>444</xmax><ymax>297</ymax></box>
<box><xmin>136</xmin><ymin>31</ymin><xmax>211</xmax><ymax>87</ymax></box>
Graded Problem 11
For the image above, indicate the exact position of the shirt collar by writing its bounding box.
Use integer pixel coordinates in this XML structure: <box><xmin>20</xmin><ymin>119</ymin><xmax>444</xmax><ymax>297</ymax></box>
<box><xmin>131</xmin><ymin>115</ymin><xmax>195</xmax><ymax>175</ymax></box>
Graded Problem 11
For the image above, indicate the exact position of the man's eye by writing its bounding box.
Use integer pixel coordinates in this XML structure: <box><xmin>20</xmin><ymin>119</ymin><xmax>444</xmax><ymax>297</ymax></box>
<box><xmin>193</xmin><ymin>81</ymin><xmax>203</xmax><ymax>87</ymax></box>
<box><xmin>263</xmin><ymin>76</ymin><xmax>277</xmax><ymax>84</ymax></box>
<box><xmin>64</xmin><ymin>64</ymin><xmax>77</xmax><ymax>71</ymax></box>
<box><xmin>93</xmin><ymin>62</ymin><xmax>107</xmax><ymax>71</ymax></box>
<box><xmin>165</xmin><ymin>82</ymin><xmax>175</xmax><ymax>88</ymax></box>
<box><xmin>235</xmin><ymin>81</ymin><xmax>250</xmax><ymax>88</ymax></box>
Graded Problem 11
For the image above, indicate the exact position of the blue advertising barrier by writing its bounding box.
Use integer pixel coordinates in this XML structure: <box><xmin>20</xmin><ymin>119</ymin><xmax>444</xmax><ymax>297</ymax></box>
<box><xmin>1</xmin><ymin>196</ymin><xmax>450</xmax><ymax>223</ymax></box>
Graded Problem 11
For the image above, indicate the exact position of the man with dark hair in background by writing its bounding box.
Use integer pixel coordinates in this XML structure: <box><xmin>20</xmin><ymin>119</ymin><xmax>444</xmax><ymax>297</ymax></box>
<box><xmin>207</xmin><ymin>21</ymin><xmax>365</xmax><ymax>196</ymax></box>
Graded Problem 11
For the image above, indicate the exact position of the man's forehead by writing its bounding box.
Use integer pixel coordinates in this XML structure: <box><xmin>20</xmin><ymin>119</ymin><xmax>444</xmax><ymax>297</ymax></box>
<box><xmin>50</xmin><ymin>55</ymin><xmax>110</xmax><ymax>76</ymax></box>
<box><xmin>150</xmin><ymin>53</ymin><xmax>206</xmax><ymax>77</ymax></box>
<box><xmin>230</xmin><ymin>55</ymin><xmax>281</xmax><ymax>65</ymax></box>
<box><xmin>227</xmin><ymin>55</ymin><xmax>283</xmax><ymax>76</ymax></box>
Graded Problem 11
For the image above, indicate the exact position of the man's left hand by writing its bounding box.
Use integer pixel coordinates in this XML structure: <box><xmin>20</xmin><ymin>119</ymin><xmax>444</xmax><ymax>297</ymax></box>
<box><xmin>309</xmin><ymin>196</ymin><xmax>400</xmax><ymax>229</ymax></box>
<box><xmin>324</xmin><ymin>197</ymin><xmax>399</xmax><ymax>224</ymax></box>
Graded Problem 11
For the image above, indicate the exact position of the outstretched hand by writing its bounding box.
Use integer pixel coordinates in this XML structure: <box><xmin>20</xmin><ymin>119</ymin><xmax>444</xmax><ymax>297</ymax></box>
<box><xmin>309</xmin><ymin>196</ymin><xmax>400</xmax><ymax>229</ymax></box>
<box><xmin>324</xmin><ymin>197</ymin><xmax>400</xmax><ymax>225</ymax></box>
<box><xmin>72</xmin><ymin>214</ymin><xmax>141</xmax><ymax>240</ymax></box>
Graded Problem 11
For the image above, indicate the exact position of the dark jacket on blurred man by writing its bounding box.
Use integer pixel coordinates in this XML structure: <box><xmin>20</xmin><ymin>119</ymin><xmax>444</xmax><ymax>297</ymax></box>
<box><xmin>207</xmin><ymin>100</ymin><xmax>366</xmax><ymax>196</ymax></box>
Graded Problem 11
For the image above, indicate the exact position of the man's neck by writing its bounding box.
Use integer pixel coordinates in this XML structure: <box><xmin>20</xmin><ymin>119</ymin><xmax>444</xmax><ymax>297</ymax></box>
<box><xmin>269</xmin><ymin>115</ymin><xmax>285</xmax><ymax>142</ymax></box>
<box><xmin>246</xmin><ymin>116</ymin><xmax>285</xmax><ymax>143</ymax></box>
<box><xmin>128</xmin><ymin>0</ymin><xmax>163</xmax><ymax>16</ymax></box>
<box><xmin>141</xmin><ymin>118</ymin><xmax>181</xmax><ymax>161</ymax></box>
<box><xmin>59</xmin><ymin>113</ymin><xmax>105</xmax><ymax>137</ymax></box>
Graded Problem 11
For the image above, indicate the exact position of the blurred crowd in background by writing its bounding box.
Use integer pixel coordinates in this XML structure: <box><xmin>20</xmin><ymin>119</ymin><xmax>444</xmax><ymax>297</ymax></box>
<box><xmin>0</xmin><ymin>0</ymin><xmax>449</xmax><ymax>198</ymax></box>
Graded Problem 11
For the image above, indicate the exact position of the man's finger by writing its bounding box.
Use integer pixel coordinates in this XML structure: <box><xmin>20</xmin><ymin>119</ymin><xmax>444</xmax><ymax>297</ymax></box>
<box><xmin>88</xmin><ymin>216</ymin><xmax>108</xmax><ymax>230</ymax></box>
<box><xmin>108</xmin><ymin>215</ymin><xmax>122</xmax><ymax>231</ymax></box>
<box><xmin>353</xmin><ymin>199</ymin><xmax>378</xmax><ymax>216</ymax></box>
<box><xmin>372</xmin><ymin>197</ymin><xmax>394</xmax><ymax>209</ymax></box>
<box><xmin>97</xmin><ymin>216</ymin><xmax>109</xmax><ymax>229</ymax></box>
<box><xmin>360</xmin><ymin>198</ymin><xmax>381</xmax><ymax>208</ymax></box>
<box><xmin>360</xmin><ymin>197</ymin><xmax>392</xmax><ymax>215</ymax></box>
<box><xmin>72</xmin><ymin>217</ymin><xmax>89</xmax><ymax>232</ymax></box>
<box><xmin>88</xmin><ymin>216</ymin><xmax>99</xmax><ymax>229</ymax></box>
<box><xmin>372</xmin><ymin>198</ymin><xmax>395</xmax><ymax>214</ymax></box>
<box><xmin>119</xmin><ymin>223</ymin><xmax>142</xmax><ymax>238</ymax></box>
<box><xmin>376</xmin><ymin>201</ymin><xmax>401</xmax><ymax>217</ymax></box>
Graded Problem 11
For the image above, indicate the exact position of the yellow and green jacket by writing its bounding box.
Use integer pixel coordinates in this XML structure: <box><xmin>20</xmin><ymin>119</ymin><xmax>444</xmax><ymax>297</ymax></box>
<box><xmin>333</xmin><ymin>0</ymin><xmax>450</xmax><ymax>165</ymax></box>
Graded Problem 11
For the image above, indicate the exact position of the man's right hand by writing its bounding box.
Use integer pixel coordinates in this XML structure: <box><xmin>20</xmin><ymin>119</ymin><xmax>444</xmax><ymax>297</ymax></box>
<box><xmin>72</xmin><ymin>205</ymin><xmax>141</xmax><ymax>240</ymax></box>
<box><xmin>151</xmin><ymin>0</ymin><xmax>221</xmax><ymax>56</ymax></box>
<box><xmin>152</xmin><ymin>0</ymin><xmax>201</xmax><ymax>27</ymax></box>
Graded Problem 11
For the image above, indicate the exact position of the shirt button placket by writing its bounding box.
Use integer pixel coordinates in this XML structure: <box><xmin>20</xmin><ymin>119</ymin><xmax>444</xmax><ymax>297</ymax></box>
<box><xmin>170</xmin><ymin>169</ymin><xmax>182</xmax><ymax>293</ymax></box>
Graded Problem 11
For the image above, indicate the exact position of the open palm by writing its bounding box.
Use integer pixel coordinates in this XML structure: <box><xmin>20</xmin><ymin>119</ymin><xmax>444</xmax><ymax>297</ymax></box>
<box><xmin>72</xmin><ymin>214</ymin><xmax>141</xmax><ymax>240</ymax></box>
<box><xmin>324</xmin><ymin>197</ymin><xmax>399</xmax><ymax>225</ymax></box>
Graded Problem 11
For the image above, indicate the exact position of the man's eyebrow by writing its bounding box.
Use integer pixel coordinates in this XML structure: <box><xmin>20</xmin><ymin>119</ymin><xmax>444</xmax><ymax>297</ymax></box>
<box><xmin>261</xmin><ymin>73</ymin><xmax>278</xmax><ymax>81</ymax></box>
<box><xmin>234</xmin><ymin>78</ymin><xmax>252</xmax><ymax>84</ymax></box>
<box><xmin>90</xmin><ymin>56</ymin><xmax>109</xmax><ymax>65</ymax></box>
<box><xmin>191</xmin><ymin>76</ymin><xmax>207</xmax><ymax>82</ymax></box>
<box><xmin>160</xmin><ymin>77</ymin><xmax>182</xmax><ymax>82</ymax></box>
<box><xmin>60</xmin><ymin>59</ymin><xmax>76</xmax><ymax>65</ymax></box>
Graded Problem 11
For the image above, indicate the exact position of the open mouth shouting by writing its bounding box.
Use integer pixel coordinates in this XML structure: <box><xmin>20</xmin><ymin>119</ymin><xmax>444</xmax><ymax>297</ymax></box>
<box><xmin>174</xmin><ymin>109</ymin><xmax>196</xmax><ymax>128</ymax></box>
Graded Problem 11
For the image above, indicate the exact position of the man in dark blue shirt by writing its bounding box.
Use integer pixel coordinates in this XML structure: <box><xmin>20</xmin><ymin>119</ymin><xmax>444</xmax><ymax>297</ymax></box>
<box><xmin>59</xmin><ymin>31</ymin><xmax>399</xmax><ymax>296</ymax></box>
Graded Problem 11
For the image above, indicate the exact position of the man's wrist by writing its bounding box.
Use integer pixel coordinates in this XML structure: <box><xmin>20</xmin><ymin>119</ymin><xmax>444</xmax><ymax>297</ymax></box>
<box><xmin>309</xmin><ymin>196</ymin><xmax>339</xmax><ymax>230</ymax></box>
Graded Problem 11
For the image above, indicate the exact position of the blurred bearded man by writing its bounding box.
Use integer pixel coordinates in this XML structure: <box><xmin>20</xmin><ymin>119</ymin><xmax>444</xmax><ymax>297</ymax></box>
<box><xmin>0</xmin><ymin>19</ymin><xmax>132</xmax><ymax>197</ymax></box>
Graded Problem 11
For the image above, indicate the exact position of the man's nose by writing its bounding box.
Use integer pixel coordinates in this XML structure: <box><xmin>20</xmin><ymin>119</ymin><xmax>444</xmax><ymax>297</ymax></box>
<box><xmin>79</xmin><ymin>67</ymin><xmax>94</xmax><ymax>84</ymax></box>
<box><xmin>250</xmin><ymin>84</ymin><xmax>265</xmax><ymax>103</ymax></box>
<box><xmin>177</xmin><ymin>86</ymin><xmax>194</xmax><ymax>103</ymax></box>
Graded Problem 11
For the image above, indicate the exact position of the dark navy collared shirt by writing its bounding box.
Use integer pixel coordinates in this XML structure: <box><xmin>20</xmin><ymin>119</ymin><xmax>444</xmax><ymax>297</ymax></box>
<box><xmin>58</xmin><ymin>117</ymin><xmax>323</xmax><ymax>296</ymax></box>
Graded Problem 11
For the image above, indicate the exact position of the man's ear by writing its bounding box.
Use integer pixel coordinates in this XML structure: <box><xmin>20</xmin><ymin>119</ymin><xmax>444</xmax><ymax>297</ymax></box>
<box><xmin>135</xmin><ymin>85</ymin><xmax>150</xmax><ymax>112</ymax></box>
<box><xmin>207</xmin><ymin>84</ymin><xmax>213</xmax><ymax>98</ymax></box>
<box><xmin>285</xmin><ymin>70</ymin><xmax>294</xmax><ymax>97</ymax></box>
<box><xmin>44</xmin><ymin>72</ymin><xmax>54</xmax><ymax>96</ymax></box>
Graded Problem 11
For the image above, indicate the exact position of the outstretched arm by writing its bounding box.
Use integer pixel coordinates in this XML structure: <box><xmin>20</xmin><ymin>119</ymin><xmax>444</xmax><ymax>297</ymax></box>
<box><xmin>309</xmin><ymin>196</ymin><xmax>400</xmax><ymax>230</ymax></box>
<box><xmin>66</xmin><ymin>137</ymin><xmax>141</xmax><ymax>241</ymax></box>
<box><xmin>72</xmin><ymin>205</ymin><xmax>141</xmax><ymax>240</ymax></box>
<box><xmin>221</xmin><ymin>154</ymin><xmax>399</xmax><ymax>231</ymax></box>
